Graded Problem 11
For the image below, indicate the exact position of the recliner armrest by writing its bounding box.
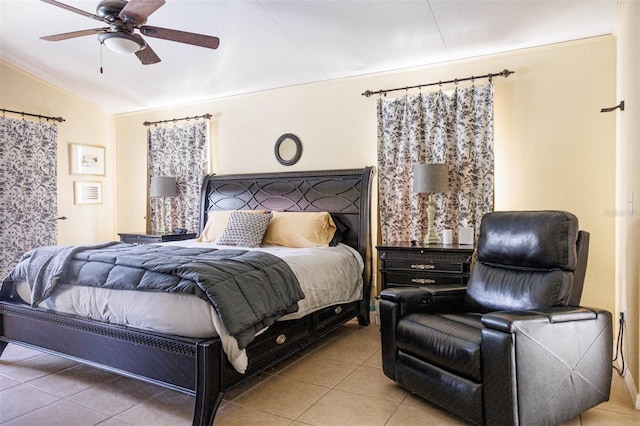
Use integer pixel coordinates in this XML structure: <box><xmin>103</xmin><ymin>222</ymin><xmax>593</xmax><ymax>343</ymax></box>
<box><xmin>480</xmin><ymin>306</ymin><xmax>612</xmax><ymax>425</ymax></box>
<box><xmin>481</xmin><ymin>306</ymin><xmax>601</xmax><ymax>332</ymax></box>
<box><xmin>380</xmin><ymin>284</ymin><xmax>466</xmax><ymax>316</ymax></box>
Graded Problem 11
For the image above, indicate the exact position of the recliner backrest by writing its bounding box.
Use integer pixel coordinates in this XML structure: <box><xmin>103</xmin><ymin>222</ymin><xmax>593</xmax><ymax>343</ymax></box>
<box><xmin>464</xmin><ymin>211</ymin><xmax>582</xmax><ymax>313</ymax></box>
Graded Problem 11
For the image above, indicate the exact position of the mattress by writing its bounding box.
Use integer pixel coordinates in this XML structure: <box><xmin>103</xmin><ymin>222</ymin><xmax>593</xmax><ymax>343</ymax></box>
<box><xmin>13</xmin><ymin>241</ymin><xmax>364</xmax><ymax>372</ymax></box>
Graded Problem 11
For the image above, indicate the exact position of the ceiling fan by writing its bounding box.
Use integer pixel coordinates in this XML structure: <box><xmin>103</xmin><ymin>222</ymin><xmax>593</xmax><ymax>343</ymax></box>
<box><xmin>40</xmin><ymin>0</ymin><xmax>220</xmax><ymax>65</ymax></box>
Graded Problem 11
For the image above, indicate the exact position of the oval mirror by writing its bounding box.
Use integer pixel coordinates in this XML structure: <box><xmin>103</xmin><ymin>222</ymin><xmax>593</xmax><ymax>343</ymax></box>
<box><xmin>274</xmin><ymin>133</ymin><xmax>302</xmax><ymax>166</ymax></box>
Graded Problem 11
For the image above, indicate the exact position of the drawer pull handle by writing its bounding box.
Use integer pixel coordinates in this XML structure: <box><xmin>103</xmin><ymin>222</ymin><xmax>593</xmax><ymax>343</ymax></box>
<box><xmin>411</xmin><ymin>264</ymin><xmax>436</xmax><ymax>270</ymax></box>
<box><xmin>276</xmin><ymin>334</ymin><xmax>287</xmax><ymax>345</ymax></box>
<box><xmin>334</xmin><ymin>306</ymin><xmax>343</xmax><ymax>314</ymax></box>
<box><xmin>412</xmin><ymin>278</ymin><xmax>436</xmax><ymax>284</ymax></box>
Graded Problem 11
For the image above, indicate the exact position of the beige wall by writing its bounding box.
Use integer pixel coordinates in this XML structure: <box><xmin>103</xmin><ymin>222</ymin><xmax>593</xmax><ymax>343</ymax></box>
<box><xmin>116</xmin><ymin>36</ymin><xmax>617</xmax><ymax>316</ymax></box>
<box><xmin>615</xmin><ymin>0</ymin><xmax>640</xmax><ymax>407</ymax></box>
<box><xmin>0</xmin><ymin>62</ymin><xmax>116</xmax><ymax>245</ymax></box>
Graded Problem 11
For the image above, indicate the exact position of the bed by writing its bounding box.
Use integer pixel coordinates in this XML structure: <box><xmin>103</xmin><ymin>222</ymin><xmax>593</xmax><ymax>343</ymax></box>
<box><xmin>0</xmin><ymin>167</ymin><xmax>374</xmax><ymax>425</ymax></box>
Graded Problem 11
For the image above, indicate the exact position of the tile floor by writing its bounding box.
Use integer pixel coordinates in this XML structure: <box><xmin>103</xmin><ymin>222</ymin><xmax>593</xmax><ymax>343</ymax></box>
<box><xmin>1</xmin><ymin>320</ymin><xmax>639</xmax><ymax>425</ymax></box>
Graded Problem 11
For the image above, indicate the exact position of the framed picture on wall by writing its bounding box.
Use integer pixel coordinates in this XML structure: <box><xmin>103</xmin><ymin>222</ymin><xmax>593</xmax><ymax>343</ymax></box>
<box><xmin>74</xmin><ymin>181</ymin><xmax>103</xmax><ymax>205</ymax></box>
<box><xmin>69</xmin><ymin>144</ymin><xmax>105</xmax><ymax>176</ymax></box>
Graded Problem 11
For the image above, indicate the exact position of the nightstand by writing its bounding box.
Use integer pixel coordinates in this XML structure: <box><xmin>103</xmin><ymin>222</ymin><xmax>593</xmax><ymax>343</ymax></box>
<box><xmin>118</xmin><ymin>232</ymin><xmax>197</xmax><ymax>244</ymax></box>
<box><xmin>377</xmin><ymin>242</ymin><xmax>474</xmax><ymax>290</ymax></box>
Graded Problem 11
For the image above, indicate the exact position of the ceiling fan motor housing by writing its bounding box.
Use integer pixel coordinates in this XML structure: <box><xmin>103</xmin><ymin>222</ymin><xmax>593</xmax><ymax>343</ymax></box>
<box><xmin>97</xmin><ymin>0</ymin><xmax>145</xmax><ymax>25</ymax></box>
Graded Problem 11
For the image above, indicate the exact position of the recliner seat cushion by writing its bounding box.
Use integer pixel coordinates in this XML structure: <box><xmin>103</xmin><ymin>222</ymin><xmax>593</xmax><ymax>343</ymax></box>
<box><xmin>396</xmin><ymin>313</ymin><xmax>483</xmax><ymax>382</ymax></box>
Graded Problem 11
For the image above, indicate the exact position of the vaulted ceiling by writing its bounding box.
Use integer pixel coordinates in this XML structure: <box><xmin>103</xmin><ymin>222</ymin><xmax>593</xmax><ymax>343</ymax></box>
<box><xmin>0</xmin><ymin>0</ymin><xmax>619</xmax><ymax>114</ymax></box>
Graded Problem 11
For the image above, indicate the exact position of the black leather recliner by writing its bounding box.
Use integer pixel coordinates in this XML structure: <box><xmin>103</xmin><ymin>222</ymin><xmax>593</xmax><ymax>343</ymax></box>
<box><xmin>379</xmin><ymin>211</ymin><xmax>612</xmax><ymax>425</ymax></box>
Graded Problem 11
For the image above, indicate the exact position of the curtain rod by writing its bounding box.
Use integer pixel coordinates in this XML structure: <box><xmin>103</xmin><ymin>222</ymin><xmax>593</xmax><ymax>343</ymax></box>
<box><xmin>143</xmin><ymin>113</ymin><xmax>212</xmax><ymax>127</ymax></box>
<box><xmin>361</xmin><ymin>69</ymin><xmax>514</xmax><ymax>98</ymax></box>
<box><xmin>0</xmin><ymin>108</ymin><xmax>65</xmax><ymax>123</ymax></box>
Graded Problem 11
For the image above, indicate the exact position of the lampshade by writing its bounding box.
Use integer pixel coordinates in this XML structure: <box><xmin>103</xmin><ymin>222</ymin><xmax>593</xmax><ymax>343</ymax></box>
<box><xmin>98</xmin><ymin>32</ymin><xmax>144</xmax><ymax>54</ymax></box>
<box><xmin>150</xmin><ymin>176</ymin><xmax>177</xmax><ymax>198</ymax></box>
<box><xmin>413</xmin><ymin>163</ymin><xmax>449</xmax><ymax>194</ymax></box>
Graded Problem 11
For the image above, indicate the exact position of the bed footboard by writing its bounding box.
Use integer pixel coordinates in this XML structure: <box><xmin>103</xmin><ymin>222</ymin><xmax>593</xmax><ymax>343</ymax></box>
<box><xmin>0</xmin><ymin>301</ymin><xmax>224</xmax><ymax>425</ymax></box>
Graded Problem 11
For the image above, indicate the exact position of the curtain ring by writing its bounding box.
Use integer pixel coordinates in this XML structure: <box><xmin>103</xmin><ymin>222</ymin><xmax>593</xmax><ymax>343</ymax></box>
<box><xmin>454</xmin><ymin>79</ymin><xmax>458</xmax><ymax>85</ymax></box>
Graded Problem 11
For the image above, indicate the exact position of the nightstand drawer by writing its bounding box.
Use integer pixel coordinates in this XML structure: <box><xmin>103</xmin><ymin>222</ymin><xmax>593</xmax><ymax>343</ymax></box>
<box><xmin>377</xmin><ymin>242</ymin><xmax>474</xmax><ymax>291</ymax></box>
<box><xmin>118</xmin><ymin>233</ymin><xmax>197</xmax><ymax>244</ymax></box>
<box><xmin>383</xmin><ymin>259</ymin><xmax>466</xmax><ymax>274</ymax></box>
<box><xmin>383</xmin><ymin>271</ymin><xmax>468</xmax><ymax>287</ymax></box>
<box><xmin>122</xmin><ymin>234</ymin><xmax>162</xmax><ymax>244</ymax></box>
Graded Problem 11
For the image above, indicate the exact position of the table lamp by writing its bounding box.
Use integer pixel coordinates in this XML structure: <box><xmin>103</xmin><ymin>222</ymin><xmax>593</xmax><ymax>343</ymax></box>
<box><xmin>150</xmin><ymin>176</ymin><xmax>177</xmax><ymax>234</ymax></box>
<box><xmin>413</xmin><ymin>163</ymin><xmax>449</xmax><ymax>244</ymax></box>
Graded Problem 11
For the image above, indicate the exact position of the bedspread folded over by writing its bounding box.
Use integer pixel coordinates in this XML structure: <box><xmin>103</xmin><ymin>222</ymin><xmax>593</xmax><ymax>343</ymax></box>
<box><xmin>3</xmin><ymin>243</ymin><xmax>304</xmax><ymax>349</ymax></box>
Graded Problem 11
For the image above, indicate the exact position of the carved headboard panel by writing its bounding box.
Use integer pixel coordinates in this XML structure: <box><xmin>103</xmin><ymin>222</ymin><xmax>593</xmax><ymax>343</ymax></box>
<box><xmin>199</xmin><ymin>167</ymin><xmax>375</xmax><ymax>301</ymax></box>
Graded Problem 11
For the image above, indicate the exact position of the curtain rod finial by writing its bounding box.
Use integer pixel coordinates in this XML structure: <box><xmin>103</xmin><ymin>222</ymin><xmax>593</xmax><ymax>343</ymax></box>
<box><xmin>501</xmin><ymin>69</ymin><xmax>514</xmax><ymax>78</ymax></box>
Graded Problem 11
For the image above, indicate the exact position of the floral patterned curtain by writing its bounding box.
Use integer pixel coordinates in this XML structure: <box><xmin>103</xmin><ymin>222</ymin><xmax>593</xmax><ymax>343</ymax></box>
<box><xmin>377</xmin><ymin>83</ymin><xmax>494</xmax><ymax>244</ymax></box>
<box><xmin>148</xmin><ymin>121</ymin><xmax>209</xmax><ymax>234</ymax></box>
<box><xmin>0</xmin><ymin>117</ymin><xmax>58</xmax><ymax>278</ymax></box>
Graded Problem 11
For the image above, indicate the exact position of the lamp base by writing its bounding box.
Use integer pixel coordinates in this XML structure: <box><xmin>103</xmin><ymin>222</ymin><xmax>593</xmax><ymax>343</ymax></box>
<box><xmin>423</xmin><ymin>193</ymin><xmax>441</xmax><ymax>245</ymax></box>
<box><xmin>158</xmin><ymin>196</ymin><xmax>169</xmax><ymax>234</ymax></box>
<box><xmin>423</xmin><ymin>232</ymin><xmax>441</xmax><ymax>245</ymax></box>
<box><xmin>423</xmin><ymin>222</ymin><xmax>442</xmax><ymax>245</ymax></box>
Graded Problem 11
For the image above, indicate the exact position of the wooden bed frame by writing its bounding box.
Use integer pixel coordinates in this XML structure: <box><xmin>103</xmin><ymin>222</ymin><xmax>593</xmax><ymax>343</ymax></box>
<box><xmin>0</xmin><ymin>167</ymin><xmax>374</xmax><ymax>425</ymax></box>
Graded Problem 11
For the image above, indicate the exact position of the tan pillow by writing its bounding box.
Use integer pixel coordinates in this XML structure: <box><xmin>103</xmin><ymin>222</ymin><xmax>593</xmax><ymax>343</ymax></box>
<box><xmin>262</xmin><ymin>211</ymin><xmax>337</xmax><ymax>248</ymax></box>
<box><xmin>198</xmin><ymin>210</ymin><xmax>267</xmax><ymax>243</ymax></box>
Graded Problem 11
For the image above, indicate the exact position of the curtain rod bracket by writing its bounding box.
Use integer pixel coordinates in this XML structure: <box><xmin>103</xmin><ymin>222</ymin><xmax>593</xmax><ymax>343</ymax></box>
<box><xmin>600</xmin><ymin>101</ymin><xmax>624</xmax><ymax>113</ymax></box>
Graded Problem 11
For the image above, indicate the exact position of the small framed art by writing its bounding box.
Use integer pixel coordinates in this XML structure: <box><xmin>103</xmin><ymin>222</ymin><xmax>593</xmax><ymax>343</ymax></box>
<box><xmin>69</xmin><ymin>144</ymin><xmax>105</xmax><ymax>176</ymax></box>
<box><xmin>74</xmin><ymin>181</ymin><xmax>103</xmax><ymax>205</ymax></box>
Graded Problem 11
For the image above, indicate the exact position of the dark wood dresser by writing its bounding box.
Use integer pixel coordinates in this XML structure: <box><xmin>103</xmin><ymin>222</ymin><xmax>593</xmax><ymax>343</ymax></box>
<box><xmin>377</xmin><ymin>242</ymin><xmax>474</xmax><ymax>290</ymax></box>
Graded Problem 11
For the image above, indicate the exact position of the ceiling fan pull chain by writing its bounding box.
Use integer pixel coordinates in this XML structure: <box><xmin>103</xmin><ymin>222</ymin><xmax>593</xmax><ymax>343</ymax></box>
<box><xmin>100</xmin><ymin>41</ymin><xmax>104</xmax><ymax>74</ymax></box>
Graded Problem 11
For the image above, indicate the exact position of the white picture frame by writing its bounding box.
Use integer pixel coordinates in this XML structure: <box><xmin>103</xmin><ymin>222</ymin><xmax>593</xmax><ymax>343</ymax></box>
<box><xmin>69</xmin><ymin>144</ymin><xmax>105</xmax><ymax>176</ymax></box>
<box><xmin>74</xmin><ymin>181</ymin><xmax>103</xmax><ymax>205</ymax></box>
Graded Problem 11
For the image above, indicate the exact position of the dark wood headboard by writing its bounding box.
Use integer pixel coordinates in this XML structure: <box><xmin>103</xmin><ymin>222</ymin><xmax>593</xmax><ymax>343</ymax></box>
<box><xmin>199</xmin><ymin>167</ymin><xmax>375</xmax><ymax>306</ymax></box>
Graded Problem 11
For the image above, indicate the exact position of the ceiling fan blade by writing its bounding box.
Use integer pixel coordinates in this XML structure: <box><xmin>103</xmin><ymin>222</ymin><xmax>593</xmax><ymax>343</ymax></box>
<box><xmin>41</xmin><ymin>28</ymin><xmax>108</xmax><ymax>41</ymax></box>
<box><xmin>140</xmin><ymin>26</ymin><xmax>220</xmax><ymax>49</ymax></box>
<box><xmin>40</xmin><ymin>0</ymin><xmax>105</xmax><ymax>23</ymax></box>
<box><xmin>120</xmin><ymin>0</ymin><xmax>166</xmax><ymax>23</ymax></box>
<box><xmin>133</xmin><ymin>36</ymin><xmax>161</xmax><ymax>65</ymax></box>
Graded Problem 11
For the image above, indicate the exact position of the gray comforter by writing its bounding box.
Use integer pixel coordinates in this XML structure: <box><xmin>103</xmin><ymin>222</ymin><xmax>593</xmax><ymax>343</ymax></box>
<box><xmin>3</xmin><ymin>243</ymin><xmax>304</xmax><ymax>349</ymax></box>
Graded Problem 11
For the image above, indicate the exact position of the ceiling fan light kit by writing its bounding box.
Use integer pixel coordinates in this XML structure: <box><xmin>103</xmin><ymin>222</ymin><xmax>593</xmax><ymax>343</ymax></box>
<box><xmin>40</xmin><ymin>0</ymin><xmax>220</xmax><ymax>65</ymax></box>
<box><xmin>98</xmin><ymin>32</ymin><xmax>144</xmax><ymax>54</ymax></box>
